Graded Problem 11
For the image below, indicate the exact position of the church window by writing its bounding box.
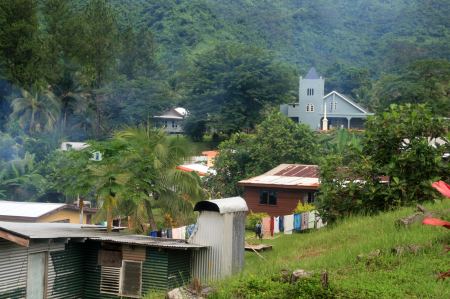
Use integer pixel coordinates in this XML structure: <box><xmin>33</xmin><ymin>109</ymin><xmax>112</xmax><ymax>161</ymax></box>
<box><xmin>329</xmin><ymin>101</ymin><xmax>337</xmax><ymax>112</ymax></box>
<box><xmin>307</xmin><ymin>88</ymin><xmax>315</xmax><ymax>96</ymax></box>
<box><xmin>306</xmin><ymin>104</ymin><xmax>314</xmax><ymax>112</ymax></box>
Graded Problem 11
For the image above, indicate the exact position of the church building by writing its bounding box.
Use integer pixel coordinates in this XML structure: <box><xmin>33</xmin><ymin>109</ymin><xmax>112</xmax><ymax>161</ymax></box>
<box><xmin>280</xmin><ymin>67</ymin><xmax>373</xmax><ymax>130</ymax></box>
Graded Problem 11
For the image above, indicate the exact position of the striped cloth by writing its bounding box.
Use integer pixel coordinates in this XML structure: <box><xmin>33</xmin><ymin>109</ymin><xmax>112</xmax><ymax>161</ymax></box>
<box><xmin>301</xmin><ymin>212</ymin><xmax>309</xmax><ymax>230</ymax></box>
<box><xmin>308</xmin><ymin>211</ymin><xmax>316</xmax><ymax>229</ymax></box>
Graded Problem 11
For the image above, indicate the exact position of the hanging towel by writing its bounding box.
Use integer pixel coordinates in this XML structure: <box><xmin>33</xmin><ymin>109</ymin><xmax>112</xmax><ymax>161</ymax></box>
<box><xmin>301</xmin><ymin>212</ymin><xmax>309</xmax><ymax>230</ymax></box>
<box><xmin>294</xmin><ymin>214</ymin><xmax>302</xmax><ymax>231</ymax></box>
<box><xmin>262</xmin><ymin>217</ymin><xmax>271</xmax><ymax>237</ymax></box>
<box><xmin>150</xmin><ymin>231</ymin><xmax>158</xmax><ymax>237</ymax></box>
<box><xmin>308</xmin><ymin>211</ymin><xmax>316</xmax><ymax>229</ymax></box>
<box><xmin>279</xmin><ymin>216</ymin><xmax>284</xmax><ymax>232</ymax></box>
<box><xmin>167</xmin><ymin>228</ymin><xmax>173</xmax><ymax>238</ymax></box>
<box><xmin>284</xmin><ymin>214</ymin><xmax>294</xmax><ymax>234</ymax></box>
<box><xmin>179</xmin><ymin>226</ymin><xmax>187</xmax><ymax>239</ymax></box>
<box><xmin>172</xmin><ymin>227</ymin><xmax>183</xmax><ymax>239</ymax></box>
<box><xmin>274</xmin><ymin>217</ymin><xmax>280</xmax><ymax>234</ymax></box>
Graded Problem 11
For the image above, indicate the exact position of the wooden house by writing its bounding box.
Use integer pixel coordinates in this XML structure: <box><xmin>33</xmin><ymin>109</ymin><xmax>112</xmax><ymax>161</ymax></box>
<box><xmin>153</xmin><ymin>107</ymin><xmax>187</xmax><ymax>134</ymax></box>
<box><xmin>238</xmin><ymin>164</ymin><xmax>319</xmax><ymax>216</ymax></box>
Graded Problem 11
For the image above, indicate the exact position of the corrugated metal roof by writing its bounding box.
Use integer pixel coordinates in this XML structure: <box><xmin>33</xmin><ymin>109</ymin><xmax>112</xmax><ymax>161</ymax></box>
<box><xmin>194</xmin><ymin>197</ymin><xmax>248</xmax><ymax>214</ymax></box>
<box><xmin>0</xmin><ymin>222</ymin><xmax>206</xmax><ymax>249</ymax></box>
<box><xmin>0</xmin><ymin>201</ymin><xmax>66</xmax><ymax>218</ymax></box>
<box><xmin>238</xmin><ymin>164</ymin><xmax>320</xmax><ymax>189</ymax></box>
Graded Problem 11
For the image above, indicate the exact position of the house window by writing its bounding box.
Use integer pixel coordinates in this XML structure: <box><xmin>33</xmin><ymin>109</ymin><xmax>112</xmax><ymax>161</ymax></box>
<box><xmin>307</xmin><ymin>88</ymin><xmax>314</xmax><ymax>96</ymax></box>
<box><xmin>259</xmin><ymin>190</ymin><xmax>277</xmax><ymax>205</ymax></box>
<box><xmin>306</xmin><ymin>104</ymin><xmax>314</xmax><ymax>112</ymax></box>
<box><xmin>163</xmin><ymin>120</ymin><xmax>168</xmax><ymax>128</ymax></box>
<box><xmin>121</xmin><ymin>261</ymin><xmax>142</xmax><ymax>298</ymax></box>
<box><xmin>307</xmin><ymin>192</ymin><xmax>316</xmax><ymax>204</ymax></box>
<box><xmin>172</xmin><ymin>120</ymin><xmax>176</xmax><ymax>128</ymax></box>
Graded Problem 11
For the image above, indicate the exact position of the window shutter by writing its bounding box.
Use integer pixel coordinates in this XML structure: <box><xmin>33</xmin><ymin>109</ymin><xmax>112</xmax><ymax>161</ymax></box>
<box><xmin>121</xmin><ymin>261</ymin><xmax>142</xmax><ymax>298</ymax></box>
<box><xmin>100</xmin><ymin>266</ymin><xmax>121</xmax><ymax>295</ymax></box>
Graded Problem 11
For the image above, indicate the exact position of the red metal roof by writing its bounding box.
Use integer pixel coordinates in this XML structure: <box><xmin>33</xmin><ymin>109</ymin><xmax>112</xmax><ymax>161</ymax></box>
<box><xmin>272</xmin><ymin>164</ymin><xmax>319</xmax><ymax>178</ymax></box>
<box><xmin>238</xmin><ymin>164</ymin><xmax>320</xmax><ymax>189</ymax></box>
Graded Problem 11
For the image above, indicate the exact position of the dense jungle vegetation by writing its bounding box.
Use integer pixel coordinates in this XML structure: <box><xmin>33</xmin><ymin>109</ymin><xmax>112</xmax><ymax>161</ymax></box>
<box><xmin>0</xmin><ymin>0</ymin><xmax>449</xmax><ymax>227</ymax></box>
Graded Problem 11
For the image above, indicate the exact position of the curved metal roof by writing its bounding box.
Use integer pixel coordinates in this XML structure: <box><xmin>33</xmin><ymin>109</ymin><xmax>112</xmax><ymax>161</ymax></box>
<box><xmin>194</xmin><ymin>197</ymin><xmax>248</xmax><ymax>214</ymax></box>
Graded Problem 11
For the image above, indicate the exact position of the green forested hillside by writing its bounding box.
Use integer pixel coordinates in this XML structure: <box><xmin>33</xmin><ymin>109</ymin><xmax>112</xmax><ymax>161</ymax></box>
<box><xmin>110</xmin><ymin>0</ymin><xmax>450</xmax><ymax>74</ymax></box>
<box><xmin>0</xmin><ymin>0</ymin><xmax>448</xmax><ymax>204</ymax></box>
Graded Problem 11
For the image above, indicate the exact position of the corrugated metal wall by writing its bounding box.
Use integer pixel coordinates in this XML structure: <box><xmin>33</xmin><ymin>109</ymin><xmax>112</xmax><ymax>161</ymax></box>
<box><xmin>167</xmin><ymin>250</ymin><xmax>191</xmax><ymax>289</ymax></box>
<box><xmin>47</xmin><ymin>243</ymin><xmax>84</xmax><ymax>299</ymax></box>
<box><xmin>0</xmin><ymin>239</ymin><xmax>27</xmax><ymax>298</ymax></box>
<box><xmin>1</xmin><ymin>238</ymin><xmax>192</xmax><ymax>298</ymax></box>
<box><xmin>190</xmin><ymin>211</ymin><xmax>246</xmax><ymax>282</ymax></box>
<box><xmin>142</xmin><ymin>248</ymin><xmax>168</xmax><ymax>292</ymax></box>
<box><xmin>190</xmin><ymin>211</ymin><xmax>226</xmax><ymax>282</ymax></box>
<box><xmin>82</xmin><ymin>241</ymin><xmax>117</xmax><ymax>299</ymax></box>
<box><xmin>231</xmin><ymin>212</ymin><xmax>246</xmax><ymax>274</ymax></box>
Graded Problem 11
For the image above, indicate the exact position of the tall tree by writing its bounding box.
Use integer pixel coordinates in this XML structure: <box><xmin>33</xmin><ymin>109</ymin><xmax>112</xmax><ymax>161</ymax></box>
<box><xmin>113</xmin><ymin>127</ymin><xmax>204</xmax><ymax>230</ymax></box>
<box><xmin>184</xmin><ymin>42</ymin><xmax>296</xmax><ymax>138</ymax></box>
<box><xmin>371</xmin><ymin>59</ymin><xmax>450</xmax><ymax>115</ymax></box>
<box><xmin>0</xmin><ymin>0</ymin><xmax>42</xmax><ymax>87</ymax></box>
<box><xmin>10</xmin><ymin>86</ymin><xmax>60</xmax><ymax>134</ymax></box>
<box><xmin>207</xmin><ymin>111</ymin><xmax>318</xmax><ymax>196</ymax></box>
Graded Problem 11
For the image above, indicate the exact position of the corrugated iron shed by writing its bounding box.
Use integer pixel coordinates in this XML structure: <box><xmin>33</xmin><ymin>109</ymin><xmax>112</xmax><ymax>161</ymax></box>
<box><xmin>238</xmin><ymin>164</ymin><xmax>320</xmax><ymax>189</ymax></box>
<box><xmin>0</xmin><ymin>222</ymin><xmax>206</xmax><ymax>249</ymax></box>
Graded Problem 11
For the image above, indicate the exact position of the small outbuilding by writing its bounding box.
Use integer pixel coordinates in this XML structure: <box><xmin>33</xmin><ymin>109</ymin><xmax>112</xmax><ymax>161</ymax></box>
<box><xmin>0</xmin><ymin>222</ymin><xmax>205</xmax><ymax>298</ymax></box>
<box><xmin>189</xmin><ymin>197</ymin><xmax>248</xmax><ymax>282</ymax></box>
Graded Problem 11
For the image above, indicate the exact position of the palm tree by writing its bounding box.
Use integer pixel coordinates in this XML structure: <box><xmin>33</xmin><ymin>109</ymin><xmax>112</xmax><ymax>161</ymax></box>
<box><xmin>114</xmin><ymin>127</ymin><xmax>204</xmax><ymax>231</ymax></box>
<box><xmin>0</xmin><ymin>152</ymin><xmax>46</xmax><ymax>201</ymax></box>
<box><xmin>10</xmin><ymin>86</ymin><xmax>61</xmax><ymax>134</ymax></box>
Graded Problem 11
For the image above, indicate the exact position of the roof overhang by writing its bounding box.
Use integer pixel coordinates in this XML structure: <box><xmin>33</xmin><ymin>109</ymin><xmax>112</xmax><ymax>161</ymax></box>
<box><xmin>238</xmin><ymin>182</ymin><xmax>319</xmax><ymax>190</ymax></box>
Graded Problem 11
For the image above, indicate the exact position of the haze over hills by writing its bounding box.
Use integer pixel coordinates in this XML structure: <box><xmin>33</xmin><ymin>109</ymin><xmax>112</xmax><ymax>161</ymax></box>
<box><xmin>107</xmin><ymin>0</ymin><xmax>450</xmax><ymax>75</ymax></box>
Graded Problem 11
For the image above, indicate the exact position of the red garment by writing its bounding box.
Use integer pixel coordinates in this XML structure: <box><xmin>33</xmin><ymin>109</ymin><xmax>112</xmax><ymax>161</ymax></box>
<box><xmin>270</xmin><ymin>217</ymin><xmax>274</xmax><ymax>237</ymax></box>
<box><xmin>431</xmin><ymin>181</ymin><xmax>450</xmax><ymax>198</ymax></box>
<box><xmin>422</xmin><ymin>217</ymin><xmax>450</xmax><ymax>229</ymax></box>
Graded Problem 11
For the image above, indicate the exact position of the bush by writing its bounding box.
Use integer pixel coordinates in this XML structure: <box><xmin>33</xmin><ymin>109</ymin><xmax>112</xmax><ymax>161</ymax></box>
<box><xmin>246</xmin><ymin>212</ymin><xmax>269</xmax><ymax>230</ymax></box>
<box><xmin>211</xmin><ymin>273</ymin><xmax>336</xmax><ymax>299</ymax></box>
<box><xmin>293</xmin><ymin>201</ymin><xmax>315</xmax><ymax>214</ymax></box>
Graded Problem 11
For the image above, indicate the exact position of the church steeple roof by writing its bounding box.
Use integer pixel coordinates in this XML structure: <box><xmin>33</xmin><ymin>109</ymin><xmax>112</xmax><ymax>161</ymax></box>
<box><xmin>304</xmin><ymin>67</ymin><xmax>320</xmax><ymax>79</ymax></box>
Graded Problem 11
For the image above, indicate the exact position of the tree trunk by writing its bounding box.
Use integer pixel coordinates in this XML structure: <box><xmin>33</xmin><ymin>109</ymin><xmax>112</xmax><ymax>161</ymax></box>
<box><xmin>144</xmin><ymin>198</ymin><xmax>157</xmax><ymax>231</ymax></box>
<box><xmin>106</xmin><ymin>202</ymin><xmax>113</xmax><ymax>233</ymax></box>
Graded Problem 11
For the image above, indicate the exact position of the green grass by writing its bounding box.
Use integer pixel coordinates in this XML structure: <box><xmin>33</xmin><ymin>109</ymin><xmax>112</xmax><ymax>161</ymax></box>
<box><xmin>213</xmin><ymin>200</ymin><xmax>450</xmax><ymax>298</ymax></box>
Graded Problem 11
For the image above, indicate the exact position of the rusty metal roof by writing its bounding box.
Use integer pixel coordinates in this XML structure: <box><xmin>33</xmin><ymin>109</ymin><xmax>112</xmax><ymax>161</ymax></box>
<box><xmin>238</xmin><ymin>164</ymin><xmax>320</xmax><ymax>189</ymax></box>
<box><xmin>0</xmin><ymin>221</ymin><xmax>206</xmax><ymax>249</ymax></box>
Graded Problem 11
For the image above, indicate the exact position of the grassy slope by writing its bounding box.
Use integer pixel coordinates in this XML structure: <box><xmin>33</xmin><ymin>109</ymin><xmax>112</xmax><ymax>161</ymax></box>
<box><xmin>215</xmin><ymin>200</ymin><xmax>450</xmax><ymax>298</ymax></box>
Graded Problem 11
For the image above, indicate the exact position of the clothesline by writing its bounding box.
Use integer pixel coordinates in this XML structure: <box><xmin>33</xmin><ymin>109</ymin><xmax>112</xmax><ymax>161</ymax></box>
<box><xmin>149</xmin><ymin>223</ymin><xmax>196</xmax><ymax>240</ymax></box>
<box><xmin>260</xmin><ymin>210</ymin><xmax>326</xmax><ymax>237</ymax></box>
